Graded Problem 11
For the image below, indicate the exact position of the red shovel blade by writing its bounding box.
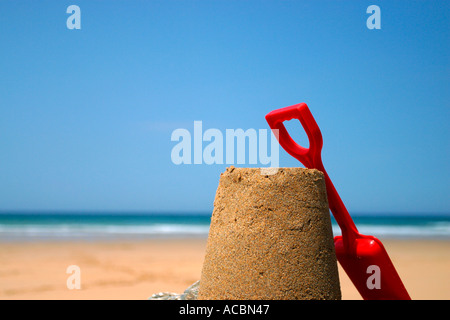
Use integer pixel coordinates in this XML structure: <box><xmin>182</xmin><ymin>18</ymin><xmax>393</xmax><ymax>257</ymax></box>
<box><xmin>335</xmin><ymin>235</ymin><xmax>411</xmax><ymax>300</ymax></box>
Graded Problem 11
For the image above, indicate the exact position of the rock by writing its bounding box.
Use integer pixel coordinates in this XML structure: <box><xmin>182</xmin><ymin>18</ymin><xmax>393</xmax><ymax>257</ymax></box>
<box><xmin>148</xmin><ymin>280</ymin><xmax>200</xmax><ymax>300</ymax></box>
<box><xmin>179</xmin><ymin>280</ymin><xmax>200</xmax><ymax>300</ymax></box>
<box><xmin>148</xmin><ymin>292</ymin><xmax>180</xmax><ymax>300</ymax></box>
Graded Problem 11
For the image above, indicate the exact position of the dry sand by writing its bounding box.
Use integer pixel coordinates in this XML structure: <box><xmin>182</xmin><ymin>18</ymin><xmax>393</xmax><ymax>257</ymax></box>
<box><xmin>0</xmin><ymin>238</ymin><xmax>449</xmax><ymax>300</ymax></box>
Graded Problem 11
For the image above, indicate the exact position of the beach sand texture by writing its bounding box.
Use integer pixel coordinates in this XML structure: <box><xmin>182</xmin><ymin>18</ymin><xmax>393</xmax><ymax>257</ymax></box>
<box><xmin>198</xmin><ymin>167</ymin><xmax>341</xmax><ymax>300</ymax></box>
<box><xmin>0</xmin><ymin>238</ymin><xmax>449</xmax><ymax>299</ymax></box>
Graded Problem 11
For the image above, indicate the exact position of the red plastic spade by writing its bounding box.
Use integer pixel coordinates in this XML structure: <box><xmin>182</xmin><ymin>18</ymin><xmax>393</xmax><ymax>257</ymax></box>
<box><xmin>265</xmin><ymin>103</ymin><xmax>411</xmax><ymax>300</ymax></box>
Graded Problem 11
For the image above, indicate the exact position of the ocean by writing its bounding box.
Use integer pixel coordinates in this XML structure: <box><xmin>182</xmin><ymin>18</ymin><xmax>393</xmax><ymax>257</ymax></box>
<box><xmin>0</xmin><ymin>212</ymin><xmax>449</xmax><ymax>242</ymax></box>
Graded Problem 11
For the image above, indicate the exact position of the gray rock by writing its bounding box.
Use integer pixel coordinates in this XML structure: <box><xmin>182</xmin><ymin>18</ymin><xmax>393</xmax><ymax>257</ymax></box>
<box><xmin>148</xmin><ymin>280</ymin><xmax>200</xmax><ymax>300</ymax></box>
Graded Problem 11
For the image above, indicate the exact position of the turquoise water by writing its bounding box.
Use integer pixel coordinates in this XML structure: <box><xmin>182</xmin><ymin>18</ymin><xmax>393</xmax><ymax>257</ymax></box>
<box><xmin>0</xmin><ymin>212</ymin><xmax>449</xmax><ymax>242</ymax></box>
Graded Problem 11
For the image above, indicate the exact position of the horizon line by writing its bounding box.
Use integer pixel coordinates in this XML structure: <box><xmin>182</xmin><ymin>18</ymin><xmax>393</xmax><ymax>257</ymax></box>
<box><xmin>0</xmin><ymin>210</ymin><xmax>449</xmax><ymax>217</ymax></box>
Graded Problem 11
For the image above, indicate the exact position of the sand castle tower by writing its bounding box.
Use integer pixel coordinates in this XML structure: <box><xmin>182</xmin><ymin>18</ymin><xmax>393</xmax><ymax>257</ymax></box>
<box><xmin>198</xmin><ymin>166</ymin><xmax>341</xmax><ymax>300</ymax></box>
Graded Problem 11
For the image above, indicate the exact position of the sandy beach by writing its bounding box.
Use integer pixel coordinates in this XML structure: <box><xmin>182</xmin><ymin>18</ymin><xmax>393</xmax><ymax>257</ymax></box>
<box><xmin>0</xmin><ymin>238</ymin><xmax>448</xmax><ymax>300</ymax></box>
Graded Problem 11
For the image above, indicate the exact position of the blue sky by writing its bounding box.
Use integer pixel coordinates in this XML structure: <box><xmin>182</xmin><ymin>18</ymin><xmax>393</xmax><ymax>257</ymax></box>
<box><xmin>0</xmin><ymin>1</ymin><xmax>448</xmax><ymax>214</ymax></box>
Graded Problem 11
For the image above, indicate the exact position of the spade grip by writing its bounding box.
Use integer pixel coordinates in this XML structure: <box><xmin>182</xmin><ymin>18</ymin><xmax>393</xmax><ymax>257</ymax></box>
<box><xmin>265</xmin><ymin>104</ymin><xmax>359</xmax><ymax>245</ymax></box>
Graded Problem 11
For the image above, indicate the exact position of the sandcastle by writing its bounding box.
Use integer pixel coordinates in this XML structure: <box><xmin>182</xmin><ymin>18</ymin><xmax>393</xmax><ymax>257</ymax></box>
<box><xmin>197</xmin><ymin>166</ymin><xmax>341</xmax><ymax>300</ymax></box>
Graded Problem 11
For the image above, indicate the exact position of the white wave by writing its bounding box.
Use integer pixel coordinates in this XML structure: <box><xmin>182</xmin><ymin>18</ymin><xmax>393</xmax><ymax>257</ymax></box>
<box><xmin>0</xmin><ymin>224</ymin><xmax>210</xmax><ymax>240</ymax></box>
<box><xmin>332</xmin><ymin>222</ymin><xmax>450</xmax><ymax>239</ymax></box>
<box><xmin>1</xmin><ymin>221</ymin><xmax>449</xmax><ymax>241</ymax></box>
